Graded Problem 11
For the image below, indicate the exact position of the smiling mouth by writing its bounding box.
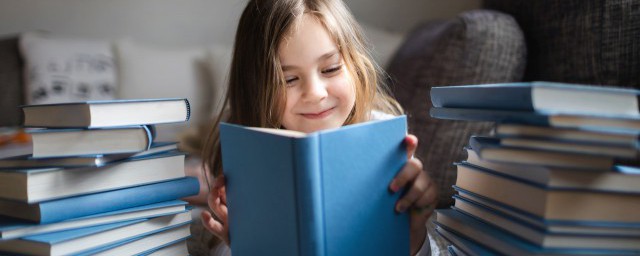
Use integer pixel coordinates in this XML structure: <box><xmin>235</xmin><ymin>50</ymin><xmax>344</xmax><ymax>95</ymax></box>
<box><xmin>301</xmin><ymin>107</ymin><xmax>336</xmax><ymax>119</ymax></box>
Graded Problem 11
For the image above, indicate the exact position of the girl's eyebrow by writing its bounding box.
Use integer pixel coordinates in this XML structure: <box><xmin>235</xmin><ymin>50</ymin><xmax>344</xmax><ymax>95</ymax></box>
<box><xmin>281</xmin><ymin>50</ymin><xmax>340</xmax><ymax>71</ymax></box>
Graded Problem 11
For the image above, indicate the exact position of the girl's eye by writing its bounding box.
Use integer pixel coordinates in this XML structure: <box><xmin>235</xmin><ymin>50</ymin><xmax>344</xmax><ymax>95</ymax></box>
<box><xmin>322</xmin><ymin>64</ymin><xmax>342</xmax><ymax>74</ymax></box>
<box><xmin>285</xmin><ymin>77</ymin><xmax>298</xmax><ymax>85</ymax></box>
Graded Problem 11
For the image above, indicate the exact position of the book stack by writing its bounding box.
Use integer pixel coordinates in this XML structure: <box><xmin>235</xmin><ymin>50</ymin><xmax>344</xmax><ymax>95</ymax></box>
<box><xmin>429</xmin><ymin>82</ymin><xmax>640</xmax><ymax>255</ymax></box>
<box><xmin>0</xmin><ymin>99</ymin><xmax>199</xmax><ymax>256</ymax></box>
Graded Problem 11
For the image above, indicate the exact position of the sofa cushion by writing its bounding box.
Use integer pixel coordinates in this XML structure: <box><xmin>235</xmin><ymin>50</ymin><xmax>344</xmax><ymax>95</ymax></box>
<box><xmin>387</xmin><ymin>10</ymin><xmax>526</xmax><ymax>208</ymax></box>
<box><xmin>19</xmin><ymin>32</ymin><xmax>117</xmax><ymax>105</ymax></box>
<box><xmin>484</xmin><ymin>0</ymin><xmax>640</xmax><ymax>88</ymax></box>
<box><xmin>0</xmin><ymin>35</ymin><xmax>23</xmax><ymax>127</ymax></box>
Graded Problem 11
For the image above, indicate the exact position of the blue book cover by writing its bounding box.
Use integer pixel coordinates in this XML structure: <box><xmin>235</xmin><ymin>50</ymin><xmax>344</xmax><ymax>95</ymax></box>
<box><xmin>219</xmin><ymin>116</ymin><xmax>409</xmax><ymax>256</ymax></box>
<box><xmin>21</xmin><ymin>98</ymin><xmax>191</xmax><ymax>128</ymax></box>
<box><xmin>454</xmin><ymin>163</ymin><xmax>640</xmax><ymax>223</ymax></box>
<box><xmin>0</xmin><ymin>200</ymin><xmax>187</xmax><ymax>240</ymax></box>
<box><xmin>430</xmin><ymin>81</ymin><xmax>640</xmax><ymax>117</ymax></box>
<box><xmin>0</xmin><ymin>211</ymin><xmax>192</xmax><ymax>256</ymax></box>
<box><xmin>0</xmin><ymin>177</ymin><xmax>199</xmax><ymax>223</ymax></box>
<box><xmin>0</xmin><ymin>150</ymin><xmax>186</xmax><ymax>203</ymax></box>
<box><xmin>429</xmin><ymin>107</ymin><xmax>640</xmax><ymax>133</ymax></box>
<box><xmin>467</xmin><ymin>136</ymin><xmax>616</xmax><ymax>171</ymax></box>
<box><xmin>0</xmin><ymin>141</ymin><xmax>177</xmax><ymax>169</ymax></box>
<box><xmin>435</xmin><ymin>209</ymin><xmax>640</xmax><ymax>255</ymax></box>
<box><xmin>454</xmin><ymin>186</ymin><xmax>640</xmax><ymax>232</ymax></box>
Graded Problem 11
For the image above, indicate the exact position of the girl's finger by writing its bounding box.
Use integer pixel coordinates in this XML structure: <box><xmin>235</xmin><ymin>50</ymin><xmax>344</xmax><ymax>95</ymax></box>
<box><xmin>395</xmin><ymin>171</ymin><xmax>430</xmax><ymax>213</ymax></box>
<box><xmin>201</xmin><ymin>210</ymin><xmax>229</xmax><ymax>244</ymax></box>
<box><xmin>405</xmin><ymin>134</ymin><xmax>418</xmax><ymax>159</ymax></box>
<box><xmin>389</xmin><ymin>158</ymin><xmax>423</xmax><ymax>193</ymax></box>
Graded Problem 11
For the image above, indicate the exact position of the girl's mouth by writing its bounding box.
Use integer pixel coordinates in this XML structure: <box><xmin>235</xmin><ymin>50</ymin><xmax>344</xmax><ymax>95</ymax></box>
<box><xmin>301</xmin><ymin>107</ymin><xmax>335</xmax><ymax>119</ymax></box>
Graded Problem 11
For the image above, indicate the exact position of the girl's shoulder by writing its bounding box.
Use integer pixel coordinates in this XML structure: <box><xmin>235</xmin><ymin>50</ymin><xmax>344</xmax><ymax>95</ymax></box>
<box><xmin>370</xmin><ymin>110</ymin><xmax>397</xmax><ymax>121</ymax></box>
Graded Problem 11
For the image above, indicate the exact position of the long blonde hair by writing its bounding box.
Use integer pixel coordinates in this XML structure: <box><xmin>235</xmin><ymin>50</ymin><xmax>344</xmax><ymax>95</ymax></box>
<box><xmin>203</xmin><ymin>0</ymin><xmax>402</xmax><ymax>176</ymax></box>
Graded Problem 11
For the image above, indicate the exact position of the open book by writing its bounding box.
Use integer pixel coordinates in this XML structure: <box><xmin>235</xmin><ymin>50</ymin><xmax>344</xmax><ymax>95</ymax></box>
<box><xmin>219</xmin><ymin>116</ymin><xmax>410</xmax><ymax>256</ymax></box>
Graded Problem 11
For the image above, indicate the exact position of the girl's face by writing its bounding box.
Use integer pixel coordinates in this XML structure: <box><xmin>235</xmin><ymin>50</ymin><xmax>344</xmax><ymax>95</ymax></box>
<box><xmin>278</xmin><ymin>14</ymin><xmax>356</xmax><ymax>133</ymax></box>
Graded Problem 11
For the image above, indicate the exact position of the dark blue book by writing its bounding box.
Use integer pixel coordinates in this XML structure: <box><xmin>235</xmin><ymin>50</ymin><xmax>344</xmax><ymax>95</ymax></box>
<box><xmin>0</xmin><ymin>200</ymin><xmax>187</xmax><ymax>240</ymax></box>
<box><xmin>21</xmin><ymin>98</ymin><xmax>190</xmax><ymax>128</ymax></box>
<box><xmin>468</xmin><ymin>136</ymin><xmax>616</xmax><ymax>171</ymax></box>
<box><xmin>0</xmin><ymin>142</ymin><xmax>177</xmax><ymax>169</ymax></box>
<box><xmin>451</xmin><ymin>197</ymin><xmax>640</xmax><ymax>249</ymax></box>
<box><xmin>0</xmin><ymin>211</ymin><xmax>191</xmax><ymax>256</ymax></box>
<box><xmin>454</xmin><ymin>162</ymin><xmax>640</xmax><ymax>223</ymax></box>
<box><xmin>430</xmin><ymin>82</ymin><xmax>640</xmax><ymax>117</ymax></box>
<box><xmin>435</xmin><ymin>209</ymin><xmax>640</xmax><ymax>255</ymax></box>
<box><xmin>429</xmin><ymin>107</ymin><xmax>640</xmax><ymax>133</ymax></box>
<box><xmin>464</xmin><ymin>150</ymin><xmax>640</xmax><ymax>194</ymax></box>
<box><xmin>0</xmin><ymin>177</ymin><xmax>199</xmax><ymax>223</ymax></box>
<box><xmin>219</xmin><ymin>116</ymin><xmax>409</xmax><ymax>256</ymax></box>
<box><xmin>454</xmin><ymin>187</ymin><xmax>640</xmax><ymax>236</ymax></box>
<box><xmin>28</xmin><ymin>125</ymin><xmax>156</xmax><ymax>158</ymax></box>
<box><xmin>73</xmin><ymin>223</ymin><xmax>190</xmax><ymax>256</ymax></box>
<box><xmin>0</xmin><ymin>150</ymin><xmax>186</xmax><ymax>203</ymax></box>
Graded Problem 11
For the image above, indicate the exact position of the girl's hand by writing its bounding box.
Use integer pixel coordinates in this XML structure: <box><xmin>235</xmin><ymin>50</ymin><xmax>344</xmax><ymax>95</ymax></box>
<box><xmin>201</xmin><ymin>175</ymin><xmax>231</xmax><ymax>245</ymax></box>
<box><xmin>390</xmin><ymin>134</ymin><xmax>438</xmax><ymax>255</ymax></box>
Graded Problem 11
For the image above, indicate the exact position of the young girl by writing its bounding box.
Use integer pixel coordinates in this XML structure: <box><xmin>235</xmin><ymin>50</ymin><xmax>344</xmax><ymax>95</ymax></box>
<box><xmin>200</xmin><ymin>0</ymin><xmax>438</xmax><ymax>255</ymax></box>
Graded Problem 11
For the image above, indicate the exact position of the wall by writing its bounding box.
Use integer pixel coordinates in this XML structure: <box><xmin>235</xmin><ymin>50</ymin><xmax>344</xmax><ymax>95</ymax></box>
<box><xmin>0</xmin><ymin>0</ymin><xmax>479</xmax><ymax>46</ymax></box>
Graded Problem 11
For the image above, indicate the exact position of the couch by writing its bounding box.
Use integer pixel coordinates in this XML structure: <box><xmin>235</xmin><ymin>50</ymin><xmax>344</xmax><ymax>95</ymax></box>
<box><xmin>388</xmin><ymin>0</ymin><xmax>639</xmax><ymax>209</ymax></box>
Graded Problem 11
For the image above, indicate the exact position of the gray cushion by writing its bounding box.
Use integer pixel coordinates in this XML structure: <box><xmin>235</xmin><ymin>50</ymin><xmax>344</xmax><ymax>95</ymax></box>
<box><xmin>484</xmin><ymin>0</ymin><xmax>640</xmax><ymax>88</ymax></box>
<box><xmin>387</xmin><ymin>10</ymin><xmax>526</xmax><ymax>208</ymax></box>
<box><xmin>0</xmin><ymin>35</ymin><xmax>24</xmax><ymax>127</ymax></box>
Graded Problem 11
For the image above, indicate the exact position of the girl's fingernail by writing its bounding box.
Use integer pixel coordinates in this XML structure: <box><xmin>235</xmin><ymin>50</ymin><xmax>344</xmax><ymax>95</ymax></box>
<box><xmin>389</xmin><ymin>183</ymin><xmax>399</xmax><ymax>193</ymax></box>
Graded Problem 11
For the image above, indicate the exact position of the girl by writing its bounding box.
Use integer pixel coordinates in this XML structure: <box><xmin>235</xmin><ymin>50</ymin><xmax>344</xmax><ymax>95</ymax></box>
<box><xmin>201</xmin><ymin>0</ymin><xmax>438</xmax><ymax>255</ymax></box>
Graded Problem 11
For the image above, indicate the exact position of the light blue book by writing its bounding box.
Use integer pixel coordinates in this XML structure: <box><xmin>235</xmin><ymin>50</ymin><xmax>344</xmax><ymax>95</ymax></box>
<box><xmin>430</xmin><ymin>107</ymin><xmax>640</xmax><ymax>133</ymax></box>
<box><xmin>430</xmin><ymin>81</ymin><xmax>640</xmax><ymax>117</ymax></box>
<box><xmin>220</xmin><ymin>116</ymin><xmax>409</xmax><ymax>256</ymax></box>
<box><xmin>0</xmin><ymin>200</ymin><xmax>187</xmax><ymax>240</ymax></box>
<box><xmin>21</xmin><ymin>98</ymin><xmax>191</xmax><ymax>128</ymax></box>
<box><xmin>74</xmin><ymin>224</ymin><xmax>190</xmax><ymax>256</ymax></box>
<box><xmin>0</xmin><ymin>177</ymin><xmax>199</xmax><ymax>223</ymax></box>
<box><xmin>0</xmin><ymin>150</ymin><xmax>186</xmax><ymax>203</ymax></box>
<box><xmin>0</xmin><ymin>210</ymin><xmax>192</xmax><ymax>256</ymax></box>
<box><xmin>0</xmin><ymin>141</ymin><xmax>177</xmax><ymax>169</ymax></box>
<box><xmin>435</xmin><ymin>209</ymin><xmax>640</xmax><ymax>255</ymax></box>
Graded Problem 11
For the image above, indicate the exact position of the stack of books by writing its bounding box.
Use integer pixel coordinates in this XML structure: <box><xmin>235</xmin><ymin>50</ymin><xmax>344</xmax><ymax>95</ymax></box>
<box><xmin>429</xmin><ymin>82</ymin><xmax>640</xmax><ymax>255</ymax></box>
<box><xmin>0</xmin><ymin>99</ymin><xmax>199</xmax><ymax>255</ymax></box>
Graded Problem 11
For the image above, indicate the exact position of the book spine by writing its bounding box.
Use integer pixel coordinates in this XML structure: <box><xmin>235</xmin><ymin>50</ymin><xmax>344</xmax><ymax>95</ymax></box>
<box><xmin>431</xmin><ymin>85</ymin><xmax>534</xmax><ymax>110</ymax></box>
<box><xmin>293</xmin><ymin>136</ymin><xmax>324</xmax><ymax>256</ymax></box>
<box><xmin>38</xmin><ymin>177</ymin><xmax>199</xmax><ymax>224</ymax></box>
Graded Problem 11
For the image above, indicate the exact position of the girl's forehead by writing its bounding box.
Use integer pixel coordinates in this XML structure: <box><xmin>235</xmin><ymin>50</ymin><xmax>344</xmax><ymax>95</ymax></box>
<box><xmin>278</xmin><ymin>14</ymin><xmax>340</xmax><ymax>64</ymax></box>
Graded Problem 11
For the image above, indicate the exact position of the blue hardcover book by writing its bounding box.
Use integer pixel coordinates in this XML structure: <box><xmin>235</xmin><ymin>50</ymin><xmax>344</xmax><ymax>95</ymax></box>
<box><xmin>0</xmin><ymin>177</ymin><xmax>199</xmax><ymax>223</ymax></box>
<box><xmin>27</xmin><ymin>125</ymin><xmax>155</xmax><ymax>158</ymax></box>
<box><xmin>74</xmin><ymin>224</ymin><xmax>190</xmax><ymax>256</ymax></box>
<box><xmin>0</xmin><ymin>150</ymin><xmax>186</xmax><ymax>203</ymax></box>
<box><xmin>435</xmin><ymin>209</ymin><xmax>640</xmax><ymax>256</ymax></box>
<box><xmin>0</xmin><ymin>210</ymin><xmax>192</xmax><ymax>256</ymax></box>
<box><xmin>0</xmin><ymin>200</ymin><xmax>187</xmax><ymax>240</ymax></box>
<box><xmin>437</xmin><ymin>227</ymin><xmax>498</xmax><ymax>256</ymax></box>
<box><xmin>0</xmin><ymin>141</ymin><xmax>177</xmax><ymax>169</ymax></box>
<box><xmin>454</xmin><ymin>187</ymin><xmax>640</xmax><ymax>236</ymax></box>
<box><xmin>429</xmin><ymin>107</ymin><xmax>640</xmax><ymax>133</ymax></box>
<box><xmin>454</xmin><ymin>162</ymin><xmax>640</xmax><ymax>223</ymax></box>
<box><xmin>451</xmin><ymin>200</ymin><xmax>640</xmax><ymax>250</ymax></box>
<box><xmin>219</xmin><ymin>116</ymin><xmax>410</xmax><ymax>256</ymax></box>
<box><xmin>430</xmin><ymin>82</ymin><xmax>640</xmax><ymax>117</ymax></box>
<box><xmin>467</xmin><ymin>136</ymin><xmax>616</xmax><ymax>171</ymax></box>
<box><xmin>21</xmin><ymin>98</ymin><xmax>191</xmax><ymax>128</ymax></box>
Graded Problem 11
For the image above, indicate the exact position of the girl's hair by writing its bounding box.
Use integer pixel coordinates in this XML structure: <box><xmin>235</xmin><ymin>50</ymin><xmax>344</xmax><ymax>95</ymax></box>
<box><xmin>203</xmin><ymin>0</ymin><xmax>402</xmax><ymax>177</ymax></box>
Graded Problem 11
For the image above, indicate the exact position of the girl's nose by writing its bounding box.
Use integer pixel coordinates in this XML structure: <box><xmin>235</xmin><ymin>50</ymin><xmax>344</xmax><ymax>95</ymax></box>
<box><xmin>302</xmin><ymin>75</ymin><xmax>328</xmax><ymax>102</ymax></box>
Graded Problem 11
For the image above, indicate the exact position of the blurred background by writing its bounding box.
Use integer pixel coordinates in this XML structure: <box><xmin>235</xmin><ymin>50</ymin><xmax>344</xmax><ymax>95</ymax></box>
<box><xmin>0</xmin><ymin>0</ymin><xmax>479</xmax><ymax>46</ymax></box>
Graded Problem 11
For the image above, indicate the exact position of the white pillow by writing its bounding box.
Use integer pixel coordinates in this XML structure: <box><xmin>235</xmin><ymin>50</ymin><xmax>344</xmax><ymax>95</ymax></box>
<box><xmin>359</xmin><ymin>23</ymin><xmax>406</xmax><ymax>69</ymax></box>
<box><xmin>115</xmin><ymin>39</ymin><xmax>212</xmax><ymax>124</ymax></box>
<box><xmin>19</xmin><ymin>32</ymin><xmax>117</xmax><ymax>105</ymax></box>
